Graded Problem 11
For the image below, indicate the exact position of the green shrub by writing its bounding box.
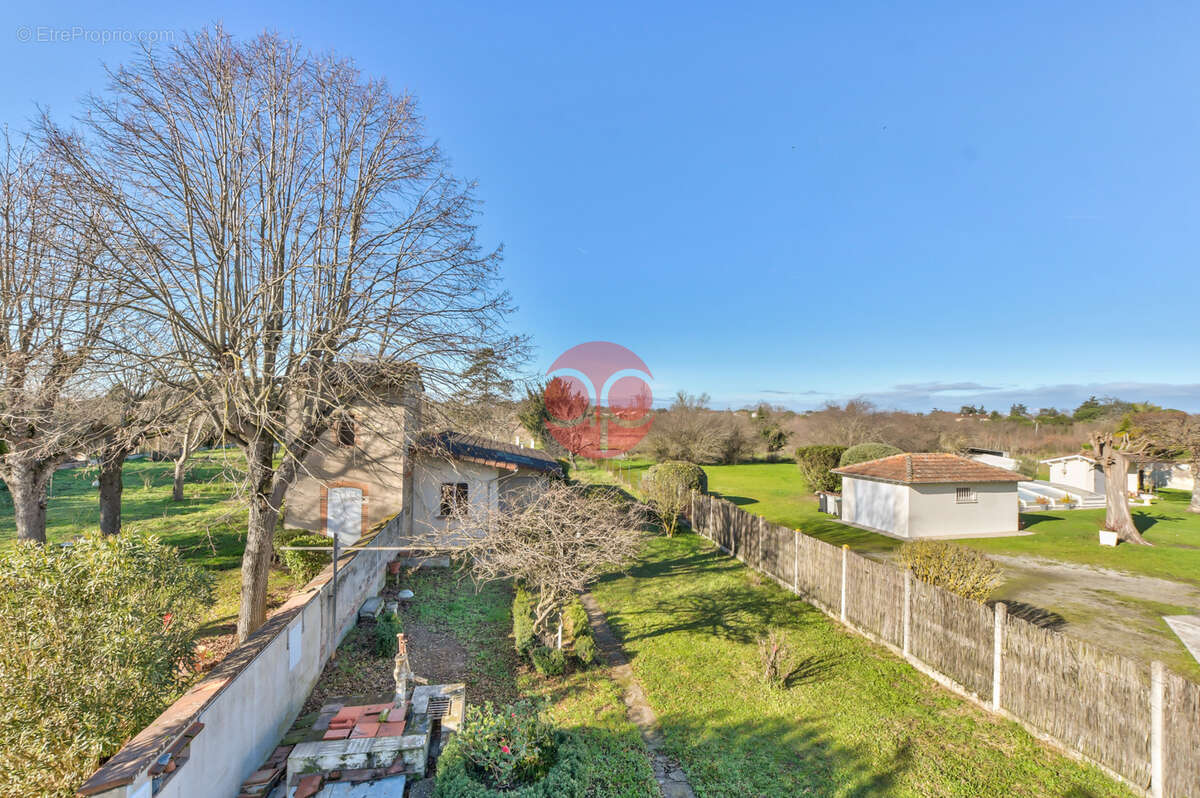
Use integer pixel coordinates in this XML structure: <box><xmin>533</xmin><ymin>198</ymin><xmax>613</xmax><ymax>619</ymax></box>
<box><xmin>562</xmin><ymin>600</ymin><xmax>589</xmax><ymax>644</ymax></box>
<box><xmin>0</xmin><ymin>534</ymin><xmax>214</xmax><ymax>797</ymax></box>
<box><xmin>444</xmin><ymin>700</ymin><xmax>556</xmax><ymax>790</ymax></box>
<box><xmin>512</xmin><ymin>586</ymin><xmax>536</xmax><ymax>654</ymax></box>
<box><xmin>375</xmin><ymin>611</ymin><xmax>403</xmax><ymax>658</ymax></box>
<box><xmin>644</xmin><ymin>460</ymin><xmax>707</xmax><ymax>494</ymax></box>
<box><xmin>530</xmin><ymin>645</ymin><xmax>566</xmax><ymax>676</ymax></box>
<box><xmin>278</xmin><ymin>533</ymin><xmax>332</xmax><ymax>584</ymax></box>
<box><xmin>573</xmin><ymin>634</ymin><xmax>597</xmax><ymax>666</ymax></box>
<box><xmin>839</xmin><ymin>442</ymin><xmax>902</xmax><ymax>468</ymax></box>
<box><xmin>435</xmin><ymin>727</ymin><xmax>588</xmax><ymax>798</ymax></box>
<box><xmin>272</xmin><ymin>526</ymin><xmax>309</xmax><ymax>563</ymax></box>
<box><xmin>794</xmin><ymin>445</ymin><xmax>847</xmax><ymax>493</ymax></box>
<box><xmin>898</xmin><ymin>540</ymin><xmax>1001</xmax><ymax>602</ymax></box>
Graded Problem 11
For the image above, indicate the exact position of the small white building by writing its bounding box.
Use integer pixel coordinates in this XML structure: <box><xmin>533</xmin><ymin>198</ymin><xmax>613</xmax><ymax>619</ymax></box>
<box><xmin>411</xmin><ymin>431</ymin><xmax>562</xmax><ymax>546</ymax></box>
<box><xmin>832</xmin><ymin>453</ymin><xmax>1024</xmax><ymax>539</ymax></box>
<box><xmin>1040</xmin><ymin>454</ymin><xmax>1194</xmax><ymax>495</ymax></box>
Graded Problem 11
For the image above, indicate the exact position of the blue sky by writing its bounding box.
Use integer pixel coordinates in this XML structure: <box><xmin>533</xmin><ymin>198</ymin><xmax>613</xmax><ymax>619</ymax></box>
<box><xmin>3</xmin><ymin>1</ymin><xmax>1199</xmax><ymax>412</ymax></box>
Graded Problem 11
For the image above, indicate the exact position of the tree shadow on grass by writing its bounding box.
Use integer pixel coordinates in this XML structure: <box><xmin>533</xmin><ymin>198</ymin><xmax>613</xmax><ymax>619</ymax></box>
<box><xmin>1000</xmin><ymin>600</ymin><xmax>1068</xmax><ymax>632</ymax></box>
<box><xmin>715</xmin><ymin>494</ymin><xmax>759</xmax><ymax>507</ymax></box>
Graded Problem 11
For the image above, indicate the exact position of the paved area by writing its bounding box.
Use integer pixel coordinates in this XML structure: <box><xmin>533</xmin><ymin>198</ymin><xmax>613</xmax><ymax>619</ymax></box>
<box><xmin>580</xmin><ymin>593</ymin><xmax>696</xmax><ymax>798</ymax></box>
<box><xmin>1166</xmin><ymin>615</ymin><xmax>1200</xmax><ymax>664</ymax></box>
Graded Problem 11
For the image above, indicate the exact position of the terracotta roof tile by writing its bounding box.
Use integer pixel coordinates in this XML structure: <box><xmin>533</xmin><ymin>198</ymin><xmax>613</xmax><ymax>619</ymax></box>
<box><xmin>832</xmin><ymin>453</ymin><xmax>1024</xmax><ymax>484</ymax></box>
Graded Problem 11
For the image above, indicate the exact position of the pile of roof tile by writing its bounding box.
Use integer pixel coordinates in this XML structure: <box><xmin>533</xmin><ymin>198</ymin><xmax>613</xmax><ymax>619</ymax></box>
<box><xmin>235</xmin><ymin>745</ymin><xmax>292</xmax><ymax>797</ymax></box>
<box><xmin>317</xmin><ymin>701</ymin><xmax>407</xmax><ymax>741</ymax></box>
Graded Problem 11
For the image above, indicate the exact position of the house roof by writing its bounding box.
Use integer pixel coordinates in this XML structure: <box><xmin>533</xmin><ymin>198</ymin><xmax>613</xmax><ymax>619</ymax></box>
<box><xmin>832</xmin><ymin>453</ymin><xmax>1024</xmax><ymax>485</ymax></box>
<box><xmin>416</xmin><ymin>431</ymin><xmax>563</xmax><ymax>476</ymax></box>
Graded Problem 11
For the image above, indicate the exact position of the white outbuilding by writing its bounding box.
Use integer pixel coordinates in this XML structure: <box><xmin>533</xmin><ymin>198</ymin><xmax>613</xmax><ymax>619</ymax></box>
<box><xmin>1041</xmin><ymin>453</ymin><xmax>1194</xmax><ymax>496</ymax></box>
<box><xmin>832</xmin><ymin>453</ymin><xmax>1024</xmax><ymax>539</ymax></box>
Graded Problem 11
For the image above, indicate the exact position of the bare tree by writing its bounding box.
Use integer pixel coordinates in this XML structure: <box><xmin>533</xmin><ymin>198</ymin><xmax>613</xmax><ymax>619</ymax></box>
<box><xmin>168</xmin><ymin>411</ymin><xmax>209</xmax><ymax>502</ymax></box>
<box><xmin>0</xmin><ymin>133</ymin><xmax>117</xmax><ymax>543</ymax></box>
<box><xmin>642</xmin><ymin>474</ymin><xmax>687</xmax><ymax>537</ymax></box>
<box><xmin>53</xmin><ymin>28</ymin><xmax>521</xmax><ymax>640</ymax></box>
<box><xmin>1089</xmin><ymin>431</ymin><xmax>1151</xmax><ymax>545</ymax></box>
<box><xmin>1130</xmin><ymin>410</ymin><xmax>1200</xmax><ymax>514</ymax></box>
<box><xmin>449</xmin><ymin>481</ymin><xmax>645</xmax><ymax>643</ymax></box>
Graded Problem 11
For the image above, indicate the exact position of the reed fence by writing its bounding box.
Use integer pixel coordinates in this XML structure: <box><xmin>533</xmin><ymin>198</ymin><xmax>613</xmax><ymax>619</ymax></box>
<box><xmin>680</xmin><ymin>489</ymin><xmax>1199</xmax><ymax>798</ymax></box>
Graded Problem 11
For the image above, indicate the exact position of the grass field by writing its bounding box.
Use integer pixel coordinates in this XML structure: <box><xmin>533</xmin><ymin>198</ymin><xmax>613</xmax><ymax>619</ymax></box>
<box><xmin>0</xmin><ymin>451</ymin><xmax>295</xmax><ymax>652</ymax></box>
<box><xmin>590</xmin><ymin>533</ymin><xmax>1132</xmax><ymax>797</ymax></box>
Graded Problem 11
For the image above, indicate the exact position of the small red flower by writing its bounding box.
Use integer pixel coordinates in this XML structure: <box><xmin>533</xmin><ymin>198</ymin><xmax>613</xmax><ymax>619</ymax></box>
<box><xmin>163</xmin><ymin>613</ymin><xmax>174</xmax><ymax>628</ymax></box>
<box><xmin>500</xmin><ymin>745</ymin><xmax>511</xmax><ymax>754</ymax></box>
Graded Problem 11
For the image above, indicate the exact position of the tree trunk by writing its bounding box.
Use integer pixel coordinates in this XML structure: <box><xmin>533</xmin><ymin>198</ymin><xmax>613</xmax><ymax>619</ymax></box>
<box><xmin>236</xmin><ymin>438</ymin><xmax>281</xmax><ymax>642</ymax></box>
<box><xmin>8</xmin><ymin>457</ymin><xmax>52</xmax><ymax>544</ymax></box>
<box><xmin>1103</xmin><ymin>451</ymin><xmax>1149</xmax><ymax>545</ymax></box>
<box><xmin>1190</xmin><ymin>461</ymin><xmax>1200</xmax><ymax>514</ymax></box>
<box><xmin>172</xmin><ymin>422</ymin><xmax>197</xmax><ymax>502</ymax></box>
<box><xmin>98</xmin><ymin>444</ymin><xmax>131</xmax><ymax>536</ymax></box>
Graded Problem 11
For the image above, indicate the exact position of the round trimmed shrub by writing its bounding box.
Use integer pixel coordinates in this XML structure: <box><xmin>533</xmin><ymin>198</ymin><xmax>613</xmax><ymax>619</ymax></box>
<box><xmin>573</xmin><ymin>634</ymin><xmax>597</xmax><ymax>666</ymax></box>
<box><xmin>838</xmin><ymin>442</ymin><xmax>902</xmax><ymax>468</ymax></box>
<box><xmin>644</xmin><ymin>460</ymin><xmax>707</xmax><ymax>494</ymax></box>
<box><xmin>435</xmin><ymin>730</ymin><xmax>588</xmax><ymax>798</ymax></box>
<box><xmin>530</xmin><ymin>645</ymin><xmax>566</xmax><ymax>676</ymax></box>
<box><xmin>278</xmin><ymin>533</ymin><xmax>332</xmax><ymax>583</ymax></box>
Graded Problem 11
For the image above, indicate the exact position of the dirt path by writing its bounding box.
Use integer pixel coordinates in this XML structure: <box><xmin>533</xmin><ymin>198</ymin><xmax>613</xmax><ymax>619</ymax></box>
<box><xmin>988</xmin><ymin>554</ymin><xmax>1200</xmax><ymax>671</ymax></box>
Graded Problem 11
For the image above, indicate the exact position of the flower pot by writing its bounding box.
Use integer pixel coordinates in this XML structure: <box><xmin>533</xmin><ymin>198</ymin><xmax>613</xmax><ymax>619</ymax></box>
<box><xmin>1098</xmin><ymin>530</ymin><xmax>1119</xmax><ymax>547</ymax></box>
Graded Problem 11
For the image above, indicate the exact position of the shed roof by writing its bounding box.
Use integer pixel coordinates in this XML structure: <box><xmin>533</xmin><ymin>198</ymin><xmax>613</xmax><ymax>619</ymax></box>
<box><xmin>832</xmin><ymin>452</ymin><xmax>1024</xmax><ymax>485</ymax></box>
<box><xmin>415</xmin><ymin>431</ymin><xmax>563</xmax><ymax>476</ymax></box>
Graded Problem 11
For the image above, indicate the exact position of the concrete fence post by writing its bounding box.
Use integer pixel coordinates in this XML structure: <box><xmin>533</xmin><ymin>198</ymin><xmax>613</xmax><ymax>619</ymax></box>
<box><xmin>758</xmin><ymin>515</ymin><xmax>766</xmax><ymax>573</ymax></box>
<box><xmin>709</xmin><ymin>499</ymin><xmax>715</xmax><ymax>545</ymax></box>
<box><xmin>840</xmin><ymin>544</ymin><xmax>849</xmax><ymax>622</ymax></box>
<box><xmin>1151</xmin><ymin>660</ymin><xmax>1164</xmax><ymax>798</ymax></box>
<box><xmin>992</xmin><ymin>602</ymin><xmax>1006</xmax><ymax>712</ymax></box>
<box><xmin>793</xmin><ymin>530</ymin><xmax>800</xmax><ymax>594</ymax></box>
<box><xmin>902</xmin><ymin>570</ymin><xmax>912</xmax><ymax>658</ymax></box>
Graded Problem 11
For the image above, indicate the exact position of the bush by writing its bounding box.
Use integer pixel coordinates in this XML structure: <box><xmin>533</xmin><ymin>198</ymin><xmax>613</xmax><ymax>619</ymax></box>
<box><xmin>512</xmin><ymin>586</ymin><xmax>536</xmax><ymax>654</ymax></box>
<box><xmin>757</xmin><ymin>629</ymin><xmax>793</xmax><ymax>689</ymax></box>
<box><xmin>439</xmin><ymin>700</ymin><xmax>563</xmax><ymax>793</ymax></box>
<box><xmin>573</xmin><ymin>634</ymin><xmax>597</xmax><ymax>666</ymax></box>
<box><xmin>272</xmin><ymin>526</ymin><xmax>309</xmax><ymax>563</ymax></box>
<box><xmin>435</xmin><ymin>728</ymin><xmax>588</xmax><ymax>798</ymax></box>
<box><xmin>0</xmin><ymin>534</ymin><xmax>214</xmax><ymax>797</ymax></box>
<box><xmin>278</xmin><ymin>533</ymin><xmax>332</xmax><ymax>583</ymax></box>
<box><xmin>899</xmin><ymin>540</ymin><xmax>1001</xmax><ymax>602</ymax></box>
<box><xmin>839</xmin><ymin>442</ymin><xmax>902</xmax><ymax>468</ymax></box>
<box><xmin>530</xmin><ymin>645</ymin><xmax>566</xmax><ymax>676</ymax></box>
<box><xmin>644</xmin><ymin>460</ymin><xmax>708</xmax><ymax>494</ymax></box>
<box><xmin>562</xmin><ymin>600</ymin><xmax>589</xmax><ymax>643</ymax></box>
<box><xmin>794</xmin><ymin>445</ymin><xmax>847</xmax><ymax>493</ymax></box>
<box><xmin>375</xmin><ymin>610</ymin><xmax>402</xmax><ymax>658</ymax></box>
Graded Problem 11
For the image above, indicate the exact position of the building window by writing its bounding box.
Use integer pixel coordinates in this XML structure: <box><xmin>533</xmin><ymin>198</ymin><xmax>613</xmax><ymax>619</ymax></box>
<box><xmin>336</xmin><ymin>417</ymin><xmax>356</xmax><ymax>447</ymax></box>
<box><xmin>439</xmin><ymin>482</ymin><xmax>468</xmax><ymax>517</ymax></box>
<box><xmin>955</xmin><ymin>487</ymin><xmax>977</xmax><ymax>504</ymax></box>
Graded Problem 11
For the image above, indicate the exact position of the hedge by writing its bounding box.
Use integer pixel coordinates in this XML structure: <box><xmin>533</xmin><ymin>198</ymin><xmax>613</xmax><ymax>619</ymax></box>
<box><xmin>278</xmin><ymin>533</ymin><xmax>333</xmax><ymax>584</ymax></box>
<box><xmin>839</xmin><ymin>442</ymin><xmax>902</xmax><ymax>467</ymax></box>
<box><xmin>794</xmin><ymin>445</ymin><xmax>847</xmax><ymax>493</ymax></box>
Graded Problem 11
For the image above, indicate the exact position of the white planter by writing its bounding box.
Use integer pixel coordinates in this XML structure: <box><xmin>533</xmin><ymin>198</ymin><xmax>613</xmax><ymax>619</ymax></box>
<box><xmin>1098</xmin><ymin>530</ymin><xmax>1119</xmax><ymax>547</ymax></box>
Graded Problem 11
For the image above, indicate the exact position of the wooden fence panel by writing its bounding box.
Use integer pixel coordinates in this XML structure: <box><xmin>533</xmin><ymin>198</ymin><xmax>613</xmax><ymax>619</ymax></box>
<box><xmin>761</xmin><ymin>521</ymin><xmax>794</xmax><ymax>586</ymax></box>
<box><xmin>1001</xmin><ymin>615</ymin><xmax>1151</xmax><ymax>786</ymax></box>
<box><xmin>1164</xmin><ymin>669</ymin><xmax>1200</xmax><ymax>797</ymax></box>
<box><xmin>910</xmin><ymin>579</ymin><xmax>994</xmax><ymax>700</ymax></box>
<box><xmin>844</xmin><ymin>552</ymin><xmax>904</xmax><ymax>648</ymax></box>
<box><xmin>795</xmin><ymin>533</ymin><xmax>841</xmax><ymax>610</ymax></box>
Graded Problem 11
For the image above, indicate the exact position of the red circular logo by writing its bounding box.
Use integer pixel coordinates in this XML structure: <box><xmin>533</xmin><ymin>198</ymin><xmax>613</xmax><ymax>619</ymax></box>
<box><xmin>544</xmin><ymin>342</ymin><xmax>653</xmax><ymax>459</ymax></box>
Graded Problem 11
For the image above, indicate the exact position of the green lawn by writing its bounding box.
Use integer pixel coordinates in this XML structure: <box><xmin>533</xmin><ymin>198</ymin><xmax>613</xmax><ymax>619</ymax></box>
<box><xmin>0</xmin><ymin>451</ymin><xmax>295</xmax><ymax>649</ymax></box>
<box><xmin>958</xmin><ymin>489</ymin><xmax>1200</xmax><ymax>588</ymax></box>
<box><xmin>590</xmin><ymin>533</ymin><xmax>1133</xmax><ymax>798</ymax></box>
<box><xmin>392</xmin><ymin>568</ymin><xmax>659</xmax><ymax>797</ymax></box>
<box><xmin>703</xmin><ymin>461</ymin><xmax>903</xmax><ymax>554</ymax></box>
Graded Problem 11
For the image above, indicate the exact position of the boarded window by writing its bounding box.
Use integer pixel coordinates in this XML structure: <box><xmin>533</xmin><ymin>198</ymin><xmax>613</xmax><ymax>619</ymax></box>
<box><xmin>955</xmin><ymin>487</ymin><xmax>977</xmax><ymax>504</ymax></box>
<box><xmin>336</xmin><ymin>417</ymin><xmax>356</xmax><ymax>447</ymax></box>
<box><xmin>440</xmin><ymin>482</ymin><xmax>468</xmax><ymax>517</ymax></box>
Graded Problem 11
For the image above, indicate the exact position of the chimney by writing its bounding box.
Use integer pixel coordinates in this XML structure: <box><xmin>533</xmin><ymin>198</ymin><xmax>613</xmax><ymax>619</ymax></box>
<box><xmin>905</xmin><ymin>454</ymin><xmax>913</xmax><ymax>482</ymax></box>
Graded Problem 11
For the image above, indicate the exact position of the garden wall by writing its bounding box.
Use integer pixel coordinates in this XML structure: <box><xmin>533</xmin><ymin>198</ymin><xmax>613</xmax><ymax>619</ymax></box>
<box><xmin>77</xmin><ymin>509</ymin><xmax>407</xmax><ymax>798</ymax></box>
<box><xmin>685</xmin><ymin>490</ymin><xmax>1198</xmax><ymax>798</ymax></box>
